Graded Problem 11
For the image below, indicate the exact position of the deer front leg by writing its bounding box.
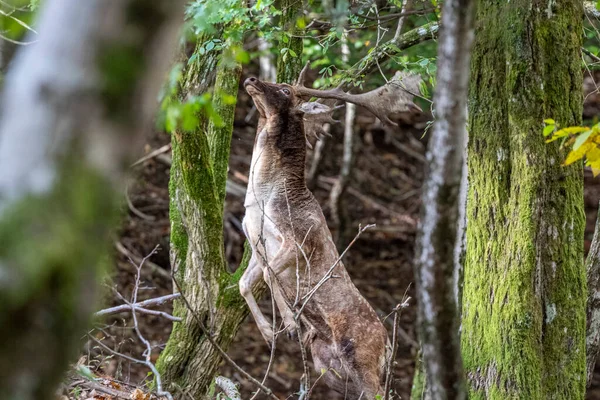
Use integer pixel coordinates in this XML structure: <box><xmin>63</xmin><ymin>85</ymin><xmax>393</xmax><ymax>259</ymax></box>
<box><xmin>239</xmin><ymin>252</ymin><xmax>275</xmax><ymax>345</ymax></box>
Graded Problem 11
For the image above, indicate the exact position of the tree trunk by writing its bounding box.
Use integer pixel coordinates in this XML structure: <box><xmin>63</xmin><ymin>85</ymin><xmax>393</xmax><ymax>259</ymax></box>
<box><xmin>0</xmin><ymin>1</ymin><xmax>184</xmax><ymax>398</ymax></box>
<box><xmin>154</xmin><ymin>30</ymin><xmax>260</xmax><ymax>398</ymax></box>
<box><xmin>276</xmin><ymin>0</ymin><xmax>303</xmax><ymax>84</ymax></box>
<box><xmin>462</xmin><ymin>2</ymin><xmax>585</xmax><ymax>399</ymax></box>
<box><xmin>413</xmin><ymin>0</ymin><xmax>474</xmax><ymax>399</ymax></box>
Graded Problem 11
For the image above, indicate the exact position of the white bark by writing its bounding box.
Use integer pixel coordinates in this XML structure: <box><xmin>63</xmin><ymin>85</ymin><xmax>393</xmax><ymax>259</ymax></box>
<box><xmin>0</xmin><ymin>1</ymin><xmax>184</xmax><ymax>398</ymax></box>
<box><xmin>258</xmin><ymin>37</ymin><xmax>276</xmax><ymax>82</ymax></box>
<box><xmin>413</xmin><ymin>0</ymin><xmax>475</xmax><ymax>399</ymax></box>
<box><xmin>0</xmin><ymin>0</ymin><xmax>182</xmax><ymax>210</ymax></box>
<box><xmin>329</xmin><ymin>30</ymin><xmax>355</xmax><ymax>240</ymax></box>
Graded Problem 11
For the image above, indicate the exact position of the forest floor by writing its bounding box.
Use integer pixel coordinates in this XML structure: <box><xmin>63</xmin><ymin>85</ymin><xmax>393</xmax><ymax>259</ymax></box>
<box><xmin>68</xmin><ymin>70</ymin><xmax>600</xmax><ymax>400</ymax></box>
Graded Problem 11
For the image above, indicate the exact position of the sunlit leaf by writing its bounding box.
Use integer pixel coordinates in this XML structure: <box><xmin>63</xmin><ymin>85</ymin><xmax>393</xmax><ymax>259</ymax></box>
<box><xmin>565</xmin><ymin>142</ymin><xmax>595</xmax><ymax>165</ymax></box>
<box><xmin>573</xmin><ymin>129</ymin><xmax>594</xmax><ymax>150</ymax></box>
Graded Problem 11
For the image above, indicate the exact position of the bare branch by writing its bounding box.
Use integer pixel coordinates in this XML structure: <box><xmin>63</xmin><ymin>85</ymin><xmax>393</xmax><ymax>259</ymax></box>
<box><xmin>215</xmin><ymin>376</ymin><xmax>242</xmax><ymax>400</ymax></box>
<box><xmin>130</xmin><ymin>144</ymin><xmax>171</xmax><ymax>167</ymax></box>
<box><xmin>95</xmin><ymin>293</ymin><xmax>181</xmax><ymax>317</ymax></box>
<box><xmin>341</xmin><ymin>21</ymin><xmax>439</xmax><ymax>84</ymax></box>
<box><xmin>384</xmin><ymin>297</ymin><xmax>411</xmax><ymax>400</ymax></box>
<box><xmin>392</xmin><ymin>0</ymin><xmax>413</xmax><ymax>42</ymax></box>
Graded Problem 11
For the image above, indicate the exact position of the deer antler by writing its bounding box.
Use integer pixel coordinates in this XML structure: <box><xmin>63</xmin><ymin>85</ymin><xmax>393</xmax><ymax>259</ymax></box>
<box><xmin>294</xmin><ymin>62</ymin><xmax>422</xmax><ymax>126</ymax></box>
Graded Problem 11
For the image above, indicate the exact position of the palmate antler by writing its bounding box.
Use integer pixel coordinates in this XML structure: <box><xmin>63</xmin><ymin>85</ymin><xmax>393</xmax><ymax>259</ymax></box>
<box><xmin>294</xmin><ymin>62</ymin><xmax>423</xmax><ymax>127</ymax></box>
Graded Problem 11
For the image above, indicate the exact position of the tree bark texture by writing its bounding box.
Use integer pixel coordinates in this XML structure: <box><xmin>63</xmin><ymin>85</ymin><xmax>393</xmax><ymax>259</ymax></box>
<box><xmin>0</xmin><ymin>0</ymin><xmax>184</xmax><ymax>399</ymax></box>
<box><xmin>462</xmin><ymin>2</ymin><xmax>585</xmax><ymax>399</ymax></box>
<box><xmin>413</xmin><ymin>1</ymin><xmax>474</xmax><ymax>399</ymax></box>
<box><xmin>275</xmin><ymin>0</ymin><xmax>303</xmax><ymax>84</ymax></box>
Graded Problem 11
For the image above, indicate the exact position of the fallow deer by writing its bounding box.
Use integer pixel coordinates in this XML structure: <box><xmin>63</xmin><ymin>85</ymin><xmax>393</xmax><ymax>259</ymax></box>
<box><xmin>239</xmin><ymin>64</ymin><xmax>421</xmax><ymax>399</ymax></box>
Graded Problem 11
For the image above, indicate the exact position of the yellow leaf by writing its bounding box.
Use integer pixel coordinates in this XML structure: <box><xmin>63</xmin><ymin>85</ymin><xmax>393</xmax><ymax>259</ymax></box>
<box><xmin>557</xmin><ymin>126</ymin><xmax>589</xmax><ymax>135</ymax></box>
<box><xmin>587</xmin><ymin>147</ymin><xmax>600</xmax><ymax>163</ymax></box>
<box><xmin>564</xmin><ymin>142</ymin><xmax>595</xmax><ymax>165</ymax></box>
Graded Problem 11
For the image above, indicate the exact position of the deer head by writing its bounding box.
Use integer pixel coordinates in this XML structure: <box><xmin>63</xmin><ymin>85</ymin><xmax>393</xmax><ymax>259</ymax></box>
<box><xmin>244</xmin><ymin>63</ymin><xmax>423</xmax><ymax>146</ymax></box>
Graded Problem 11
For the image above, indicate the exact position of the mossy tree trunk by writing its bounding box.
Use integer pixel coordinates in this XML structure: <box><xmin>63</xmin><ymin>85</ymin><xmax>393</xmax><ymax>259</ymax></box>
<box><xmin>0</xmin><ymin>1</ymin><xmax>184</xmax><ymax>399</ymax></box>
<box><xmin>462</xmin><ymin>2</ymin><xmax>585</xmax><ymax>399</ymax></box>
<box><xmin>154</xmin><ymin>31</ymin><xmax>257</xmax><ymax>398</ymax></box>
<box><xmin>276</xmin><ymin>0</ymin><xmax>303</xmax><ymax>84</ymax></box>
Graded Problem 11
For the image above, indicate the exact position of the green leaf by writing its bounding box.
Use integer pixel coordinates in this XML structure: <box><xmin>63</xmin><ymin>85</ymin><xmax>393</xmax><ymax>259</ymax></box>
<box><xmin>206</xmin><ymin>41</ymin><xmax>215</xmax><ymax>51</ymax></box>
<box><xmin>544</xmin><ymin>118</ymin><xmax>555</xmax><ymax>125</ymax></box>
<box><xmin>282</xmin><ymin>34</ymin><xmax>289</xmax><ymax>43</ymax></box>
<box><xmin>574</xmin><ymin>129</ymin><xmax>593</xmax><ymax>150</ymax></box>
<box><xmin>234</xmin><ymin>49</ymin><xmax>250</xmax><ymax>64</ymax></box>
<box><xmin>288</xmin><ymin>49</ymin><xmax>297</xmax><ymax>58</ymax></box>
<box><xmin>543</xmin><ymin>125</ymin><xmax>555</xmax><ymax>137</ymax></box>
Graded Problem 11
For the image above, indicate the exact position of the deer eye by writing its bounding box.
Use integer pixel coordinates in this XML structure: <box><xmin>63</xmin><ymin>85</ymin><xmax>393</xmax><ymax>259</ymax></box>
<box><xmin>281</xmin><ymin>88</ymin><xmax>291</xmax><ymax>96</ymax></box>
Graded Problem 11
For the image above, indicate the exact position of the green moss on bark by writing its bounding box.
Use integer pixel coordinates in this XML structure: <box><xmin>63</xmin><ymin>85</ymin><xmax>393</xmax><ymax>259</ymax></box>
<box><xmin>208</xmin><ymin>46</ymin><xmax>243</xmax><ymax>206</ymax></box>
<box><xmin>276</xmin><ymin>0</ymin><xmax>303</xmax><ymax>84</ymax></box>
<box><xmin>462</xmin><ymin>2</ymin><xmax>585</xmax><ymax>399</ymax></box>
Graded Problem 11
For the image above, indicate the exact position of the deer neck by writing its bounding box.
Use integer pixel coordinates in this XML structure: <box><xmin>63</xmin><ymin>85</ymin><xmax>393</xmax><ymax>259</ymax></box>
<box><xmin>247</xmin><ymin>113</ymin><xmax>307</xmax><ymax>204</ymax></box>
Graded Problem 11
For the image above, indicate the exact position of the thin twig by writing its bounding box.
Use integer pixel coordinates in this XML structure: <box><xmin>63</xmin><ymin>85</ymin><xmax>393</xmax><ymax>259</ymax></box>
<box><xmin>114</xmin><ymin>241</ymin><xmax>171</xmax><ymax>279</ymax></box>
<box><xmin>131</xmin><ymin>144</ymin><xmax>171</xmax><ymax>167</ymax></box>
<box><xmin>95</xmin><ymin>293</ymin><xmax>181</xmax><ymax>316</ymax></box>
<box><xmin>383</xmin><ymin>295</ymin><xmax>410</xmax><ymax>400</ymax></box>
<box><xmin>129</xmin><ymin>246</ymin><xmax>173</xmax><ymax>400</ymax></box>
<box><xmin>297</xmin><ymin>224</ymin><xmax>374</xmax><ymax>317</ymax></box>
<box><xmin>0</xmin><ymin>8</ymin><xmax>37</xmax><ymax>34</ymax></box>
<box><xmin>126</xmin><ymin>185</ymin><xmax>156</xmax><ymax>221</ymax></box>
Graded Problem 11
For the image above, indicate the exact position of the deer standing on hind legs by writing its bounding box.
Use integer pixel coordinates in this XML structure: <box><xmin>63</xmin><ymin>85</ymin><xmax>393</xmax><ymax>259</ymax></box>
<box><xmin>238</xmin><ymin>63</ymin><xmax>422</xmax><ymax>399</ymax></box>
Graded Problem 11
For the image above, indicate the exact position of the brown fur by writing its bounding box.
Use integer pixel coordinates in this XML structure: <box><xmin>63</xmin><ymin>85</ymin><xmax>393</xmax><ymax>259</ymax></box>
<box><xmin>239</xmin><ymin>77</ymin><xmax>390</xmax><ymax>400</ymax></box>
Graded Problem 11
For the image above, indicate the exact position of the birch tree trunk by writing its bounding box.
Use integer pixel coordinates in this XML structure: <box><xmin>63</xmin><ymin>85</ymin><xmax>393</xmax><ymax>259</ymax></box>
<box><xmin>462</xmin><ymin>2</ymin><xmax>585</xmax><ymax>399</ymax></box>
<box><xmin>0</xmin><ymin>0</ymin><xmax>184</xmax><ymax>398</ymax></box>
<box><xmin>413</xmin><ymin>1</ymin><xmax>474</xmax><ymax>399</ymax></box>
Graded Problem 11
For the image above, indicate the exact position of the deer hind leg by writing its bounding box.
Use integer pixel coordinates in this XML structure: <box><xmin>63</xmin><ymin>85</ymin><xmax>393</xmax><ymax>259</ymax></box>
<box><xmin>338</xmin><ymin>334</ymin><xmax>387</xmax><ymax>400</ymax></box>
<box><xmin>311</xmin><ymin>327</ymin><xmax>386</xmax><ymax>399</ymax></box>
<box><xmin>310</xmin><ymin>337</ymin><xmax>361</xmax><ymax>399</ymax></box>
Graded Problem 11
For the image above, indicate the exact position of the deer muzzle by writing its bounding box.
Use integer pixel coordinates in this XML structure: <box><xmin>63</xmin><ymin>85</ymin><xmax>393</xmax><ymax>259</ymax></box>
<box><xmin>244</xmin><ymin>77</ymin><xmax>263</xmax><ymax>95</ymax></box>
